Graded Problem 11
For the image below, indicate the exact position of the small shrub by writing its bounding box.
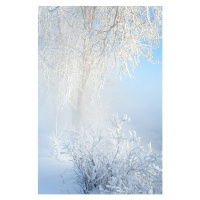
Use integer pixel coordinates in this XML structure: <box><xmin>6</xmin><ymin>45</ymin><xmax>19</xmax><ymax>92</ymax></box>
<box><xmin>64</xmin><ymin>114</ymin><xmax>162</xmax><ymax>194</ymax></box>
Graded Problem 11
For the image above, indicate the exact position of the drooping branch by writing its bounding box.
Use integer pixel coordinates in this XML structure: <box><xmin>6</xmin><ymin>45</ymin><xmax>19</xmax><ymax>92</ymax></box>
<box><xmin>38</xmin><ymin>6</ymin><xmax>162</xmax><ymax>124</ymax></box>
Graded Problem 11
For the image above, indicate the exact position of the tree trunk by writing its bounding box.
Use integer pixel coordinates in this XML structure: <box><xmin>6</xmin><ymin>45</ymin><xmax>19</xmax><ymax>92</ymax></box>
<box><xmin>77</xmin><ymin>88</ymin><xmax>86</xmax><ymax>129</ymax></box>
<box><xmin>72</xmin><ymin>77</ymin><xmax>87</xmax><ymax>131</ymax></box>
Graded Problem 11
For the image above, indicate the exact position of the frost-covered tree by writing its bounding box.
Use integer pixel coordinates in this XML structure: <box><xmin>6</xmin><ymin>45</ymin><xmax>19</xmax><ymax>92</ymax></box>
<box><xmin>38</xmin><ymin>6</ymin><xmax>162</xmax><ymax>129</ymax></box>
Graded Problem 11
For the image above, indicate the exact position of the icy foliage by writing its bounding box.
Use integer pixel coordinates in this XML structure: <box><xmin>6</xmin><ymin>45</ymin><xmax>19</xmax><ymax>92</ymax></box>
<box><xmin>49</xmin><ymin>130</ymin><xmax>66</xmax><ymax>161</ymax></box>
<box><xmin>38</xmin><ymin>6</ymin><xmax>162</xmax><ymax>127</ymax></box>
<box><xmin>53</xmin><ymin>114</ymin><xmax>162</xmax><ymax>194</ymax></box>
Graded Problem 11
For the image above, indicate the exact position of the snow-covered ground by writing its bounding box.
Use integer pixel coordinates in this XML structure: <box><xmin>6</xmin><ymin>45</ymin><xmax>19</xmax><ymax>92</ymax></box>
<box><xmin>38</xmin><ymin>131</ymin><xmax>83</xmax><ymax>194</ymax></box>
<box><xmin>38</xmin><ymin>157</ymin><xmax>82</xmax><ymax>194</ymax></box>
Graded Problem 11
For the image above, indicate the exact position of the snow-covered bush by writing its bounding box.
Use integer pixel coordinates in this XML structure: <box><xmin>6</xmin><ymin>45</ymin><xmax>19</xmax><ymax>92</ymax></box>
<box><xmin>64</xmin><ymin>114</ymin><xmax>162</xmax><ymax>194</ymax></box>
<box><xmin>49</xmin><ymin>131</ymin><xmax>64</xmax><ymax>160</ymax></box>
<box><xmin>49</xmin><ymin>129</ymin><xmax>69</xmax><ymax>161</ymax></box>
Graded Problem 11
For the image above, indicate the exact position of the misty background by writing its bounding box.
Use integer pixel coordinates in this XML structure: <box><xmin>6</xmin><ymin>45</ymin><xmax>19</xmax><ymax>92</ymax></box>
<box><xmin>39</xmin><ymin>42</ymin><xmax>162</xmax><ymax>154</ymax></box>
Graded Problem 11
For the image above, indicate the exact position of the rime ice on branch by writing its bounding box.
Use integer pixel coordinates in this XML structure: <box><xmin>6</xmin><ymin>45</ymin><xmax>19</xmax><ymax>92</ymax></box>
<box><xmin>38</xmin><ymin>6</ymin><xmax>162</xmax><ymax>128</ymax></box>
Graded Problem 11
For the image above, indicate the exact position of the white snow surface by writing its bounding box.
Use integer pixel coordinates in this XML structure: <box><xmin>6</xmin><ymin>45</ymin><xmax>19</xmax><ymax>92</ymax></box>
<box><xmin>38</xmin><ymin>132</ymin><xmax>83</xmax><ymax>194</ymax></box>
